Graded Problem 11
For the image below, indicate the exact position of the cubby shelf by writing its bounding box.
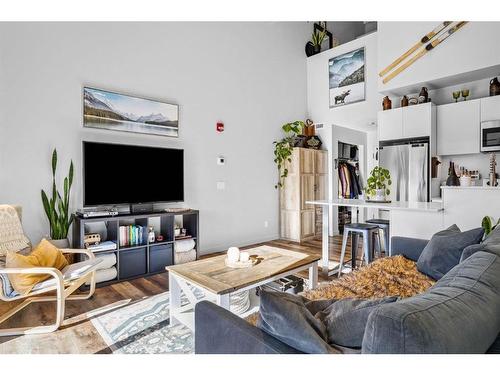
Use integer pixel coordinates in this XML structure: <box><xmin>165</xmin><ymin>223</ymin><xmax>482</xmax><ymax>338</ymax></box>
<box><xmin>73</xmin><ymin>210</ymin><xmax>199</xmax><ymax>288</ymax></box>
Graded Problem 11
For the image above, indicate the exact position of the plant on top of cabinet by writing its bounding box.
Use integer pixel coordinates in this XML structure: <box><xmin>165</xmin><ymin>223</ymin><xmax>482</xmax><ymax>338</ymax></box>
<box><xmin>364</xmin><ymin>166</ymin><xmax>392</xmax><ymax>202</ymax></box>
<box><xmin>41</xmin><ymin>148</ymin><xmax>74</xmax><ymax>247</ymax></box>
<box><xmin>273</xmin><ymin>120</ymin><xmax>304</xmax><ymax>189</ymax></box>
<box><xmin>311</xmin><ymin>27</ymin><xmax>327</xmax><ymax>54</ymax></box>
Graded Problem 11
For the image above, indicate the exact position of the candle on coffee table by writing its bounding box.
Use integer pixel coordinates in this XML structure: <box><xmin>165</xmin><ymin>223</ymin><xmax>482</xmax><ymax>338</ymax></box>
<box><xmin>227</xmin><ymin>247</ymin><xmax>240</xmax><ymax>263</ymax></box>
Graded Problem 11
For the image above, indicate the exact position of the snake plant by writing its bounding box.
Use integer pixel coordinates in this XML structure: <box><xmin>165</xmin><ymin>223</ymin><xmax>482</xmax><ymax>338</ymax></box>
<box><xmin>41</xmin><ymin>149</ymin><xmax>74</xmax><ymax>239</ymax></box>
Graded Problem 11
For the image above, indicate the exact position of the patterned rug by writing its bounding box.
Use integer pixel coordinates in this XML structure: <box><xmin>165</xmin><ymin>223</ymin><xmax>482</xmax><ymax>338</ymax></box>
<box><xmin>91</xmin><ymin>290</ymin><xmax>203</xmax><ymax>354</ymax></box>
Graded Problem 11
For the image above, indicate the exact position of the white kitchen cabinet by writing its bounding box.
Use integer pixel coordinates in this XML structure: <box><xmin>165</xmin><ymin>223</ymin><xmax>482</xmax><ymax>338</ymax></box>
<box><xmin>378</xmin><ymin>108</ymin><xmax>403</xmax><ymax>141</ymax></box>
<box><xmin>437</xmin><ymin>99</ymin><xmax>480</xmax><ymax>156</ymax></box>
<box><xmin>403</xmin><ymin>103</ymin><xmax>432</xmax><ymax>138</ymax></box>
<box><xmin>481</xmin><ymin>96</ymin><xmax>500</xmax><ymax>122</ymax></box>
<box><xmin>378</xmin><ymin>103</ymin><xmax>434</xmax><ymax>142</ymax></box>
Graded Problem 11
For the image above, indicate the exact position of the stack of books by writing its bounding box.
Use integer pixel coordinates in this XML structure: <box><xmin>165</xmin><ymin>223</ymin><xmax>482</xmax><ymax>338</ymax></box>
<box><xmin>119</xmin><ymin>225</ymin><xmax>146</xmax><ymax>247</ymax></box>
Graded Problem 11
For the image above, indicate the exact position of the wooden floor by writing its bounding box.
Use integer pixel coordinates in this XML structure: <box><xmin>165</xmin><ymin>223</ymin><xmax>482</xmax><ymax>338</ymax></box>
<box><xmin>0</xmin><ymin>236</ymin><xmax>352</xmax><ymax>354</ymax></box>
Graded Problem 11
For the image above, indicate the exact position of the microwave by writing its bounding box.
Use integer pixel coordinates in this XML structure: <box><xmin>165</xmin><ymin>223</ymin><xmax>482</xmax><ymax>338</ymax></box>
<box><xmin>481</xmin><ymin>120</ymin><xmax>500</xmax><ymax>152</ymax></box>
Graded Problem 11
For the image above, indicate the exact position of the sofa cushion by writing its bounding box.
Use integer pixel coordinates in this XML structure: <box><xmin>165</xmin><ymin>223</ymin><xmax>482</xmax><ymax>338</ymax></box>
<box><xmin>363</xmin><ymin>251</ymin><xmax>500</xmax><ymax>353</ymax></box>
<box><xmin>460</xmin><ymin>243</ymin><xmax>485</xmax><ymax>262</ymax></box>
<box><xmin>257</xmin><ymin>290</ymin><xmax>335</xmax><ymax>354</ymax></box>
<box><xmin>417</xmin><ymin>225</ymin><xmax>484</xmax><ymax>280</ymax></box>
<box><xmin>316</xmin><ymin>297</ymin><xmax>398</xmax><ymax>348</ymax></box>
<box><xmin>257</xmin><ymin>290</ymin><xmax>397</xmax><ymax>353</ymax></box>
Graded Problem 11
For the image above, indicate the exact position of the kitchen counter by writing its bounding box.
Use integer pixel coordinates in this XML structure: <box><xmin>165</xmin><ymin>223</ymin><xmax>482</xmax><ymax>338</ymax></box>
<box><xmin>440</xmin><ymin>186</ymin><xmax>500</xmax><ymax>190</ymax></box>
<box><xmin>308</xmin><ymin>199</ymin><xmax>444</xmax><ymax>277</ymax></box>
<box><xmin>307</xmin><ymin>199</ymin><xmax>443</xmax><ymax>212</ymax></box>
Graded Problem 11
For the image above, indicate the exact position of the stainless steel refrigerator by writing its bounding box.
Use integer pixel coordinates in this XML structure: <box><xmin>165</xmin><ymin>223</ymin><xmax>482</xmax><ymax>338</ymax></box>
<box><xmin>378</xmin><ymin>138</ymin><xmax>429</xmax><ymax>202</ymax></box>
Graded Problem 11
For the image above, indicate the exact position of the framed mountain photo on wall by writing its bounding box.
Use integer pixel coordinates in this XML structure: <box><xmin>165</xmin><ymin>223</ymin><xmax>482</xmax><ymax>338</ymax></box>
<box><xmin>329</xmin><ymin>47</ymin><xmax>365</xmax><ymax>108</ymax></box>
<box><xmin>83</xmin><ymin>87</ymin><xmax>179</xmax><ymax>137</ymax></box>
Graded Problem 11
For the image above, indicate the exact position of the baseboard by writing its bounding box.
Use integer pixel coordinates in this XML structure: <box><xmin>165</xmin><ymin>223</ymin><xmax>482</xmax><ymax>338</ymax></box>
<box><xmin>200</xmin><ymin>234</ymin><xmax>280</xmax><ymax>256</ymax></box>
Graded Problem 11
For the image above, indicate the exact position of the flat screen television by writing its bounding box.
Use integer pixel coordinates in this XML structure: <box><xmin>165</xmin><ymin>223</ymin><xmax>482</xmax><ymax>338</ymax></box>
<box><xmin>83</xmin><ymin>141</ymin><xmax>184</xmax><ymax>207</ymax></box>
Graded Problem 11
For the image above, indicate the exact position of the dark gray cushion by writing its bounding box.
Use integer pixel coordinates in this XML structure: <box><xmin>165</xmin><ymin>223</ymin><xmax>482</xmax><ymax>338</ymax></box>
<box><xmin>480</xmin><ymin>225</ymin><xmax>500</xmax><ymax>257</ymax></box>
<box><xmin>460</xmin><ymin>243</ymin><xmax>485</xmax><ymax>262</ymax></box>
<box><xmin>316</xmin><ymin>297</ymin><xmax>398</xmax><ymax>348</ymax></box>
<box><xmin>363</xmin><ymin>251</ymin><xmax>500</xmax><ymax>353</ymax></box>
<box><xmin>417</xmin><ymin>225</ymin><xmax>484</xmax><ymax>280</ymax></box>
<box><xmin>257</xmin><ymin>290</ymin><xmax>397</xmax><ymax>352</ymax></box>
<box><xmin>257</xmin><ymin>291</ymin><xmax>335</xmax><ymax>354</ymax></box>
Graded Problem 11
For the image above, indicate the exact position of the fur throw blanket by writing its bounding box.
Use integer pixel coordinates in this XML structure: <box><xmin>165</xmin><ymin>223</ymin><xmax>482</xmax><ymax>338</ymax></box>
<box><xmin>246</xmin><ymin>255</ymin><xmax>434</xmax><ymax>326</ymax></box>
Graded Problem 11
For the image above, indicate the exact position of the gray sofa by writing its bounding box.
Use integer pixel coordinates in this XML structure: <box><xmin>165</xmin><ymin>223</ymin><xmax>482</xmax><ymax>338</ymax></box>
<box><xmin>195</xmin><ymin>234</ymin><xmax>500</xmax><ymax>354</ymax></box>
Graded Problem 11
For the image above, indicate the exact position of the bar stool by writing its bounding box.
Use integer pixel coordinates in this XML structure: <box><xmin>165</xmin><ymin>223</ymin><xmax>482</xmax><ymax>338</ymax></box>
<box><xmin>338</xmin><ymin>223</ymin><xmax>381</xmax><ymax>278</ymax></box>
<box><xmin>366</xmin><ymin>219</ymin><xmax>391</xmax><ymax>256</ymax></box>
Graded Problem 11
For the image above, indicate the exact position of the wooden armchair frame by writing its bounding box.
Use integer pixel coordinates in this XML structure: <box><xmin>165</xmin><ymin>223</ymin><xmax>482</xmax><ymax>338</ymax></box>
<box><xmin>0</xmin><ymin>248</ymin><xmax>97</xmax><ymax>336</ymax></box>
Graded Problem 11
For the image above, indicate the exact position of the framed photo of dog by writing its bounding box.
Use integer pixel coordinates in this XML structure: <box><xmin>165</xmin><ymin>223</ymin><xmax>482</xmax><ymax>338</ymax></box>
<box><xmin>329</xmin><ymin>47</ymin><xmax>365</xmax><ymax>108</ymax></box>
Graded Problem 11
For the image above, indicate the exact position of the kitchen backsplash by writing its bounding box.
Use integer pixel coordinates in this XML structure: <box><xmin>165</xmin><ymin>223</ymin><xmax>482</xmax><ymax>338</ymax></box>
<box><xmin>438</xmin><ymin>153</ymin><xmax>497</xmax><ymax>186</ymax></box>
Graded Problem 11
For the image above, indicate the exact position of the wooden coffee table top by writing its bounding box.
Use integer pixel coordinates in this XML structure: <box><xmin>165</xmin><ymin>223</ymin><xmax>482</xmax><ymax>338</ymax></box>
<box><xmin>166</xmin><ymin>245</ymin><xmax>319</xmax><ymax>295</ymax></box>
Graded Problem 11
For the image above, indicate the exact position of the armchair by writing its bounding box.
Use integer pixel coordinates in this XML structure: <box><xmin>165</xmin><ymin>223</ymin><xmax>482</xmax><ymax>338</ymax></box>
<box><xmin>0</xmin><ymin>205</ymin><xmax>100</xmax><ymax>336</ymax></box>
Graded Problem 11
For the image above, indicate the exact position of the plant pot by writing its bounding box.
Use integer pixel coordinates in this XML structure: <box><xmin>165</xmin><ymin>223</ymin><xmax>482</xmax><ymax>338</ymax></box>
<box><xmin>47</xmin><ymin>238</ymin><xmax>70</xmax><ymax>249</ymax></box>
<box><xmin>313</xmin><ymin>44</ymin><xmax>321</xmax><ymax>54</ymax></box>
<box><xmin>372</xmin><ymin>189</ymin><xmax>386</xmax><ymax>202</ymax></box>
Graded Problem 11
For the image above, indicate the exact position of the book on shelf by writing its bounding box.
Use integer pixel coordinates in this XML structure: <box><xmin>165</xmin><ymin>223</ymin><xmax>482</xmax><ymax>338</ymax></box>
<box><xmin>119</xmin><ymin>225</ymin><xmax>146</xmax><ymax>247</ymax></box>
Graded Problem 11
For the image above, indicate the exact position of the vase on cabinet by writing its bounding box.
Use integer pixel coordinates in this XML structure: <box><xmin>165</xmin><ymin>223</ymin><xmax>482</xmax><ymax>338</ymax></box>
<box><xmin>490</xmin><ymin>77</ymin><xmax>500</xmax><ymax>96</ymax></box>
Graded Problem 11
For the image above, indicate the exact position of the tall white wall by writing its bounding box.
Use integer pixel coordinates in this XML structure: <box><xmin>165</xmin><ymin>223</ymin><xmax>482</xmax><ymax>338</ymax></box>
<box><xmin>0</xmin><ymin>22</ymin><xmax>309</xmax><ymax>254</ymax></box>
<box><xmin>307</xmin><ymin>31</ymin><xmax>380</xmax><ymax>132</ymax></box>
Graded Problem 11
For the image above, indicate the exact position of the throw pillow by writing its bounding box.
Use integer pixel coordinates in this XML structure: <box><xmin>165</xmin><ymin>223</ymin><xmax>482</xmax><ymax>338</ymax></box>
<box><xmin>257</xmin><ymin>290</ymin><xmax>336</xmax><ymax>354</ymax></box>
<box><xmin>6</xmin><ymin>238</ymin><xmax>68</xmax><ymax>295</ymax></box>
<box><xmin>317</xmin><ymin>297</ymin><xmax>398</xmax><ymax>348</ymax></box>
<box><xmin>257</xmin><ymin>290</ymin><xmax>398</xmax><ymax>353</ymax></box>
<box><xmin>460</xmin><ymin>243</ymin><xmax>486</xmax><ymax>263</ymax></box>
<box><xmin>417</xmin><ymin>225</ymin><xmax>484</xmax><ymax>280</ymax></box>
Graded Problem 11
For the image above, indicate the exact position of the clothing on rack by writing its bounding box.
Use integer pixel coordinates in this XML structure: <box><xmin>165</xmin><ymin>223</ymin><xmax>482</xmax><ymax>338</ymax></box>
<box><xmin>337</xmin><ymin>161</ymin><xmax>362</xmax><ymax>199</ymax></box>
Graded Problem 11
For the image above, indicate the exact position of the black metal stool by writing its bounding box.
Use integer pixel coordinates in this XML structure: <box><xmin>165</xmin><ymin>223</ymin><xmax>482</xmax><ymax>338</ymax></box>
<box><xmin>366</xmin><ymin>219</ymin><xmax>391</xmax><ymax>256</ymax></box>
<box><xmin>338</xmin><ymin>223</ymin><xmax>381</xmax><ymax>277</ymax></box>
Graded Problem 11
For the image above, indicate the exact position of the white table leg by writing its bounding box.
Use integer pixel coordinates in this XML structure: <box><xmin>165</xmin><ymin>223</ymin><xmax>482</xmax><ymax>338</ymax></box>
<box><xmin>169</xmin><ymin>272</ymin><xmax>182</xmax><ymax>327</ymax></box>
<box><xmin>216</xmin><ymin>293</ymin><xmax>231</xmax><ymax>310</ymax></box>
<box><xmin>308</xmin><ymin>261</ymin><xmax>318</xmax><ymax>290</ymax></box>
<box><xmin>321</xmin><ymin>205</ymin><xmax>329</xmax><ymax>276</ymax></box>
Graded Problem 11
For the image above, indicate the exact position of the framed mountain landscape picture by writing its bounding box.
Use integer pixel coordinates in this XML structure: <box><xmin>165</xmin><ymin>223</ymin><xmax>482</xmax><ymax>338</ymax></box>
<box><xmin>83</xmin><ymin>87</ymin><xmax>179</xmax><ymax>137</ymax></box>
<box><xmin>329</xmin><ymin>47</ymin><xmax>365</xmax><ymax>108</ymax></box>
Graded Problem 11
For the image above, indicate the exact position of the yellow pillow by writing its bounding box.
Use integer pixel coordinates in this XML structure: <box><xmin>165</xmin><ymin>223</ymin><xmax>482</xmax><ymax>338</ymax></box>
<box><xmin>6</xmin><ymin>238</ymin><xmax>68</xmax><ymax>295</ymax></box>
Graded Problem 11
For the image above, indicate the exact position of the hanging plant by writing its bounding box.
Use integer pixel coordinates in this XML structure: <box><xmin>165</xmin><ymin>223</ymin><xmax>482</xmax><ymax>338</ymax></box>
<box><xmin>273</xmin><ymin>121</ymin><xmax>304</xmax><ymax>189</ymax></box>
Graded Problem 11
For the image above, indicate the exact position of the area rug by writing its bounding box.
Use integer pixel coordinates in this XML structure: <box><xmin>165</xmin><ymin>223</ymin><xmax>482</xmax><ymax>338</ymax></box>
<box><xmin>91</xmin><ymin>289</ymin><xmax>203</xmax><ymax>354</ymax></box>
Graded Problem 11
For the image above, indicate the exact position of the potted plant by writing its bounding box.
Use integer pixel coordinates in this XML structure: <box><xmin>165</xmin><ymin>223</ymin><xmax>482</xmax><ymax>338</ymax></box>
<box><xmin>364</xmin><ymin>166</ymin><xmax>392</xmax><ymax>202</ymax></box>
<box><xmin>273</xmin><ymin>120</ymin><xmax>304</xmax><ymax>188</ymax></box>
<box><xmin>311</xmin><ymin>27</ymin><xmax>327</xmax><ymax>54</ymax></box>
<box><xmin>41</xmin><ymin>148</ymin><xmax>74</xmax><ymax>248</ymax></box>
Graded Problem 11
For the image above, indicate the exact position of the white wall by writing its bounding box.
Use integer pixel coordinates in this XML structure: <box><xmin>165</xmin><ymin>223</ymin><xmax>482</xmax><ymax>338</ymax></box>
<box><xmin>307</xmin><ymin>31</ymin><xmax>380</xmax><ymax>132</ymax></box>
<box><xmin>378</xmin><ymin>22</ymin><xmax>500</xmax><ymax>95</ymax></box>
<box><xmin>0</xmin><ymin>22</ymin><xmax>309</xmax><ymax>255</ymax></box>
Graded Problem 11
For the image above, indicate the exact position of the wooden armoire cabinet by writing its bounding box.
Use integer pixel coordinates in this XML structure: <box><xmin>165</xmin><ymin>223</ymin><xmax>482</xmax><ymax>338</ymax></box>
<box><xmin>280</xmin><ymin>148</ymin><xmax>327</xmax><ymax>242</ymax></box>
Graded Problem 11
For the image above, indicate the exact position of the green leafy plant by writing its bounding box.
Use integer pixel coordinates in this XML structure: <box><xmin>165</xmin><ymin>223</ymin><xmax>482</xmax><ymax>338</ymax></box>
<box><xmin>273</xmin><ymin>121</ymin><xmax>304</xmax><ymax>189</ymax></box>
<box><xmin>364</xmin><ymin>166</ymin><xmax>392</xmax><ymax>197</ymax></box>
<box><xmin>311</xmin><ymin>28</ymin><xmax>327</xmax><ymax>47</ymax></box>
<box><xmin>41</xmin><ymin>149</ymin><xmax>74</xmax><ymax>240</ymax></box>
<box><xmin>481</xmin><ymin>216</ymin><xmax>500</xmax><ymax>236</ymax></box>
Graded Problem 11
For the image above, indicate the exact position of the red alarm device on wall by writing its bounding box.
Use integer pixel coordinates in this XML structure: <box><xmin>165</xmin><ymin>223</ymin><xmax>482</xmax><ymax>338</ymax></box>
<box><xmin>216</xmin><ymin>122</ymin><xmax>224</xmax><ymax>132</ymax></box>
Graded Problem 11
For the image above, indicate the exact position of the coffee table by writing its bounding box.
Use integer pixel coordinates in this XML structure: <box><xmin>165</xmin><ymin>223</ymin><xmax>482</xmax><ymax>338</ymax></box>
<box><xmin>165</xmin><ymin>245</ymin><xmax>320</xmax><ymax>330</ymax></box>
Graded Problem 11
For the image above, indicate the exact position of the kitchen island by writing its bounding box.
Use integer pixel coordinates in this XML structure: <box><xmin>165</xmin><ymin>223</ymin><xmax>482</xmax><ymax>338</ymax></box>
<box><xmin>307</xmin><ymin>199</ymin><xmax>444</xmax><ymax>276</ymax></box>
